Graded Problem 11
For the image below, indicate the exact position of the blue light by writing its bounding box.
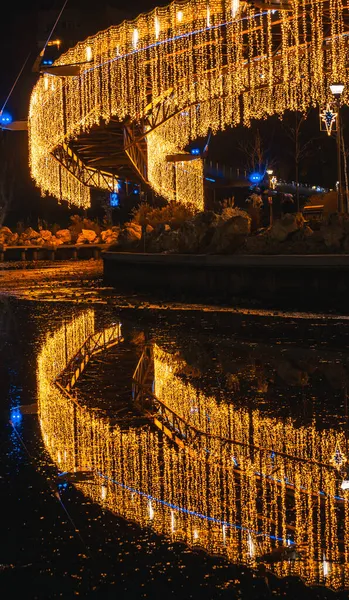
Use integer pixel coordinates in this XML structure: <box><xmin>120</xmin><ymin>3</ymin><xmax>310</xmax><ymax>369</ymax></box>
<box><xmin>0</xmin><ymin>111</ymin><xmax>13</xmax><ymax>126</ymax></box>
<box><xmin>110</xmin><ymin>192</ymin><xmax>120</xmax><ymax>207</ymax></box>
<box><xmin>249</xmin><ymin>172</ymin><xmax>263</xmax><ymax>184</ymax></box>
<box><xmin>97</xmin><ymin>471</ymin><xmax>294</xmax><ymax>545</ymax></box>
<box><xmin>191</xmin><ymin>148</ymin><xmax>201</xmax><ymax>156</ymax></box>
<box><xmin>133</xmin><ymin>188</ymin><xmax>139</xmax><ymax>194</ymax></box>
<box><xmin>205</xmin><ymin>177</ymin><xmax>216</xmax><ymax>183</ymax></box>
<box><xmin>10</xmin><ymin>408</ymin><xmax>22</xmax><ymax>424</ymax></box>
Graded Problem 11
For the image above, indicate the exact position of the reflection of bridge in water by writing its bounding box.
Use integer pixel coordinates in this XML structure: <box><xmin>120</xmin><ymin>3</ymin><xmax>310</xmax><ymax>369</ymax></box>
<box><xmin>37</xmin><ymin>310</ymin><xmax>349</xmax><ymax>591</ymax></box>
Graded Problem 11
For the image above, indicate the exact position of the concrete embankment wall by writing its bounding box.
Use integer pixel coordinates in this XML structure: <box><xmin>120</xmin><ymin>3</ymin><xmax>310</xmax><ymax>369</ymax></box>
<box><xmin>103</xmin><ymin>252</ymin><xmax>349</xmax><ymax>309</ymax></box>
<box><xmin>0</xmin><ymin>245</ymin><xmax>104</xmax><ymax>261</ymax></box>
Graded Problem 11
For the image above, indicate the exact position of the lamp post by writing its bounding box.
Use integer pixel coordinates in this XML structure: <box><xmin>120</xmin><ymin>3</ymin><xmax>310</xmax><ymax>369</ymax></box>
<box><xmin>330</xmin><ymin>83</ymin><xmax>345</xmax><ymax>213</ymax></box>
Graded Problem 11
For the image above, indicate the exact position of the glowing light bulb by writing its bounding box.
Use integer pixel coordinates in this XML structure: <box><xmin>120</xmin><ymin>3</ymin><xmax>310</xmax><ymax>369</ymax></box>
<box><xmin>86</xmin><ymin>46</ymin><xmax>92</xmax><ymax>62</ymax></box>
<box><xmin>148</xmin><ymin>500</ymin><xmax>154</xmax><ymax>520</ymax></box>
<box><xmin>232</xmin><ymin>0</ymin><xmax>239</xmax><ymax>17</ymax></box>
<box><xmin>248</xmin><ymin>532</ymin><xmax>255</xmax><ymax>557</ymax></box>
<box><xmin>133</xmin><ymin>28</ymin><xmax>139</xmax><ymax>48</ymax></box>
<box><xmin>171</xmin><ymin>510</ymin><xmax>175</xmax><ymax>532</ymax></box>
<box><xmin>323</xmin><ymin>553</ymin><xmax>329</xmax><ymax>577</ymax></box>
<box><xmin>101</xmin><ymin>485</ymin><xmax>107</xmax><ymax>500</ymax></box>
<box><xmin>177</xmin><ymin>10</ymin><xmax>183</xmax><ymax>22</ymax></box>
<box><xmin>155</xmin><ymin>16</ymin><xmax>160</xmax><ymax>40</ymax></box>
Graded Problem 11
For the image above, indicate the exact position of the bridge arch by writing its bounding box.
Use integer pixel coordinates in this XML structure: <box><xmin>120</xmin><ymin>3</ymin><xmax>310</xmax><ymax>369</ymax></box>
<box><xmin>29</xmin><ymin>0</ymin><xmax>349</xmax><ymax>209</ymax></box>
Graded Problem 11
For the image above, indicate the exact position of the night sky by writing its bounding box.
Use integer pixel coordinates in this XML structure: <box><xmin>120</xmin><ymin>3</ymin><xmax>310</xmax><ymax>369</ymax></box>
<box><xmin>0</xmin><ymin>0</ymin><xmax>343</xmax><ymax>226</ymax></box>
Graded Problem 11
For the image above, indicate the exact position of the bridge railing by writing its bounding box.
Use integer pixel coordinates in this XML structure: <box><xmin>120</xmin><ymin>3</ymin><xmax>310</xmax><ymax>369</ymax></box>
<box><xmin>132</xmin><ymin>345</ymin><xmax>344</xmax><ymax>504</ymax></box>
<box><xmin>55</xmin><ymin>323</ymin><xmax>123</xmax><ymax>394</ymax></box>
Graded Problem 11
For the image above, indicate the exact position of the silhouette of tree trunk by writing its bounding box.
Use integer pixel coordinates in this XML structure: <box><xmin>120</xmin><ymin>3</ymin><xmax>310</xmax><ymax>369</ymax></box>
<box><xmin>282</xmin><ymin>111</ymin><xmax>314</xmax><ymax>211</ymax></box>
<box><xmin>0</xmin><ymin>134</ymin><xmax>15</xmax><ymax>227</ymax></box>
<box><xmin>238</xmin><ymin>129</ymin><xmax>275</xmax><ymax>175</ymax></box>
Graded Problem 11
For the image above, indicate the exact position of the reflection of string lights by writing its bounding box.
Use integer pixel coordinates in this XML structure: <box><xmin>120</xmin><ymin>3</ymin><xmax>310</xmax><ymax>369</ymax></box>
<box><xmin>29</xmin><ymin>0</ymin><xmax>349</xmax><ymax>208</ymax></box>
<box><xmin>37</xmin><ymin>316</ymin><xmax>349</xmax><ymax>591</ymax></box>
<box><xmin>101</xmin><ymin>484</ymin><xmax>107</xmax><ymax>500</ymax></box>
<box><xmin>331</xmin><ymin>446</ymin><xmax>347</xmax><ymax>470</ymax></box>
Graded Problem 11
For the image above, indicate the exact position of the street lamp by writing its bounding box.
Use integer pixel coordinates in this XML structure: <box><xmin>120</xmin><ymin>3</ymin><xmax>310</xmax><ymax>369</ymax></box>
<box><xmin>330</xmin><ymin>82</ymin><xmax>345</xmax><ymax>212</ymax></box>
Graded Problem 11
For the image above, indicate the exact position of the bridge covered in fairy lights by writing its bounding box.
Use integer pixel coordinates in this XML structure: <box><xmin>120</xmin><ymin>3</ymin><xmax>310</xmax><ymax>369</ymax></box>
<box><xmin>36</xmin><ymin>309</ymin><xmax>349</xmax><ymax>591</ymax></box>
<box><xmin>29</xmin><ymin>0</ymin><xmax>349</xmax><ymax>210</ymax></box>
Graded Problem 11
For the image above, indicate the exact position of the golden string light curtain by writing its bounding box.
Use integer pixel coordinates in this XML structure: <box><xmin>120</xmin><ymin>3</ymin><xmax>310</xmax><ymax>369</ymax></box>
<box><xmin>29</xmin><ymin>0</ymin><xmax>349</xmax><ymax>208</ymax></box>
<box><xmin>37</xmin><ymin>311</ymin><xmax>349</xmax><ymax>590</ymax></box>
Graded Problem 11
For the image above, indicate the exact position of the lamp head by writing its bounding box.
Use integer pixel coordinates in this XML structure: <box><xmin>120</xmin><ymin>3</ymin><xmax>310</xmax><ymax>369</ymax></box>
<box><xmin>330</xmin><ymin>83</ymin><xmax>344</xmax><ymax>97</ymax></box>
<box><xmin>266</xmin><ymin>169</ymin><xmax>273</xmax><ymax>175</ymax></box>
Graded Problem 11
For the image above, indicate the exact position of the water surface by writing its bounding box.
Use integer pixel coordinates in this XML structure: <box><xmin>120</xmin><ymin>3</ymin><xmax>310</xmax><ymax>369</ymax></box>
<box><xmin>1</xmin><ymin>263</ymin><xmax>349</xmax><ymax>599</ymax></box>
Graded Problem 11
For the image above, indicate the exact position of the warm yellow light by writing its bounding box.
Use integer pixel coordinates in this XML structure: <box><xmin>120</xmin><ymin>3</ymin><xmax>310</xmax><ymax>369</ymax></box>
<box><xmin>48</xmin><ymin>39</ymin><xmax>61</xmax><ymax>48</ymax></box>
<box><xmin>28</xmin><ymin>0</ymin><xmax>349</xmax><ymax>209</ymax></box>
<box><xmin>155</xmin><ymin>16</ymin><xmax>160</xmax><ymax>40</ymax></box>
<box><xmin>177</xmin><ymin>10</ymin><xmax>183</xmax><ymax>22</ymax></box>
<box><xmin>86</xmin><ymin>46</ymin><xmax>92</xmax><ymax>62</ymax></box>
<box><xmin>231</xmin><ymin>0</ymin><xmax>239</xmax><ymax>17</ymax></box>
<box><xmin>37</xmin><ymin>317</ymin><xmax>349</xmax><ymax>592</ymax></box>
<box><xmin>133</xmin><ymin>28</ymin><xmax>139</xmax><ymax>48</ymax></box>
<box><xmin>207</xmin><ymin>4</ymin><xmax>211</xmax><ymax>27</ymax></box>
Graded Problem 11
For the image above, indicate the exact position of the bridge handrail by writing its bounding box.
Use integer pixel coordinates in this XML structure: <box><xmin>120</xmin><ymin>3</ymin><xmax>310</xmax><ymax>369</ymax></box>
<box><xmin>133</xmin><ymin>352</ymin><xmax>340</xmax><ymax>472</ymax></box>
<box><xmin>55</xmin><ymin>323</ymin><xmax>123</xmax><ymax>393</ymax></box>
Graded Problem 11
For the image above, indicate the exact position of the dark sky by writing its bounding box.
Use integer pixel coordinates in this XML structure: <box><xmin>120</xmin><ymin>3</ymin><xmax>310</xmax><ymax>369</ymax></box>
<box><xmin>0</xmin><ymin>1</ymin><xmax>159</xmax><ymax>118</ymax></box>
<box><xmin>0</xmin><ymin>0</ymin><xmax>342</xmax><ymax>225</ymax></box>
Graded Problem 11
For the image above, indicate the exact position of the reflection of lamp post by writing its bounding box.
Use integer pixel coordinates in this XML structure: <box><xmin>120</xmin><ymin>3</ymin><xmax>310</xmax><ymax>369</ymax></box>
<box><xmin>330</xmin><ymin>83</ymin><xmax>345</xmax><ymax>212</ymax></box>
<box><xmin>266</xmin><ymin>170</ymin><xmax>274</xmax><ymax>226</ymax></box>
<box><xmin>266</xmin><ymin>169</ymin><xmax>273</xmax><ymax>188</ymax></box>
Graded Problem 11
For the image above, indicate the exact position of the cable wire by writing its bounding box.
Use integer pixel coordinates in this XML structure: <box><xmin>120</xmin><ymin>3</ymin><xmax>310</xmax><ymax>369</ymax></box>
<box><xmin>40</xmin><ymin>0</ymin><xmax>69</xmax><ymax>58</ymax></box>
<box><xmin>0</xmin><ymin>53</ymin><xmax>31</xmax><ymax>116</ymax></box>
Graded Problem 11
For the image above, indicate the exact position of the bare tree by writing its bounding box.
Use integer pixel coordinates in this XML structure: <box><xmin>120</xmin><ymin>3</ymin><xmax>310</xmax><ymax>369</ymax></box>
<box><xmin>0</xmin><ymin>133</ymin><xmax>15</xmax><ymax>227</ymax></box>
<box><xmin>282</xmin><ymin>110</ymin><xmax>314</xmax><ymax>211</ymax></box>
<box><xmin>238</xmin><ymin>129</ymin><xmax>275</xmax><ymax>175</ymax></box>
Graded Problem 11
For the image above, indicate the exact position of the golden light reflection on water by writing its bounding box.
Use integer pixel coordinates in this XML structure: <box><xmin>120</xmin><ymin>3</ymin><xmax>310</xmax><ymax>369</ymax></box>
<box><xmin>37</xmin><ymin>310</ymin><xmax>349</xmax><ymax>591</ymax></box>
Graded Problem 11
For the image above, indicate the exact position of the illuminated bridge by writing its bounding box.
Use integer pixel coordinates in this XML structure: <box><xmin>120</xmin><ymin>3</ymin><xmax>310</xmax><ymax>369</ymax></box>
<box><xmin>37</xmin><ymin>310</ymin><xmax>349</xmax><ymax>591</ymax></box>
<box><xmin>29</xmin><ymin>0</ymin><xmax>349</xmax><ymax>211</ymax></box>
